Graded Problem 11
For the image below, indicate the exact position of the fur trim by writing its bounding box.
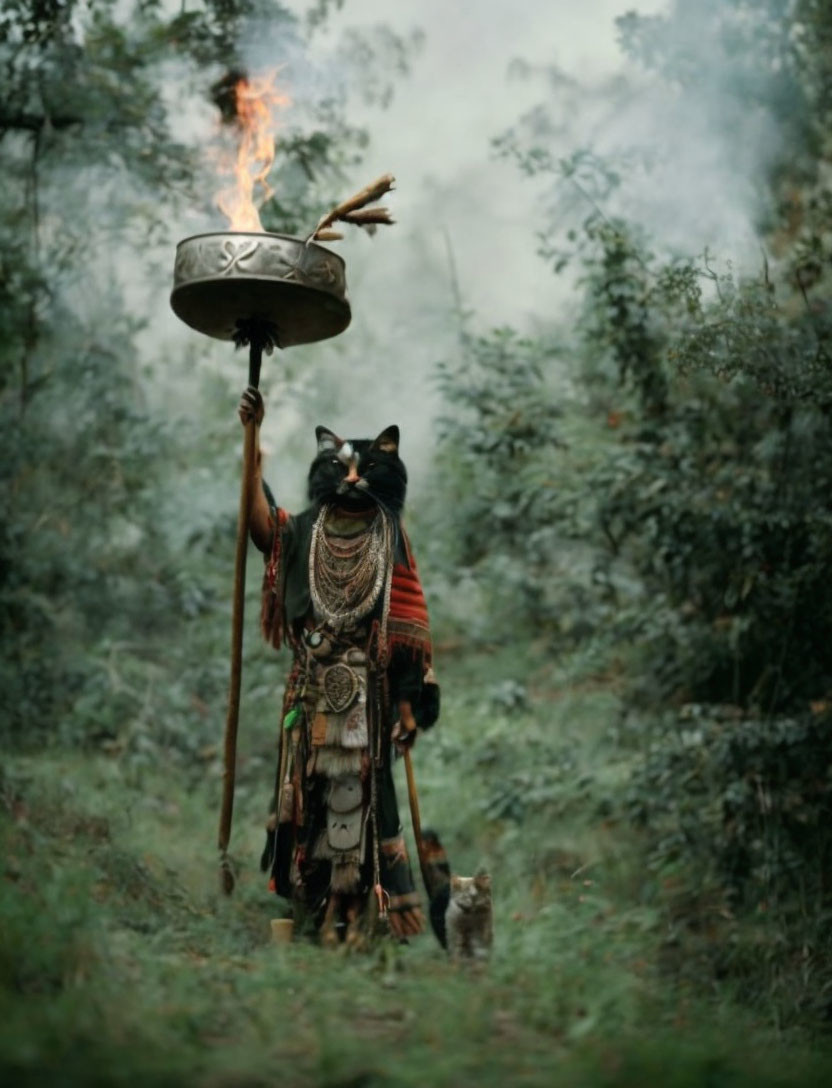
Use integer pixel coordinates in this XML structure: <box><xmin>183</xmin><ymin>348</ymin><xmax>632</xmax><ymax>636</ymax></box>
<box><xmin>309</xmin><ymin>747</ymin><xmax>365</xmax><ymax>778</ymax></box>
<box><xmin>324</xmin><ymin>705</ymin><xmax>368</xmax><ymax>749</ymax></box>
<box><xmin>330</xmin><ymin>861</ymin><xmax>362</xmax><ymax>893</ymax></box>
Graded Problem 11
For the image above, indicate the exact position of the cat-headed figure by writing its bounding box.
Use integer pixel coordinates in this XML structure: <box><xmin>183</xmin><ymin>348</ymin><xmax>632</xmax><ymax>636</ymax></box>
<box><xmin>239</xmin><ymin>387</ymin><xmax>439</xmax><ymax>946</ymax></box>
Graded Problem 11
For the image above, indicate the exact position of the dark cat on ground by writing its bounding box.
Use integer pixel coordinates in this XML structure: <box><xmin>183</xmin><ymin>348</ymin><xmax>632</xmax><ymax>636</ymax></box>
<box><xmin>421</xmin><ymin>828</ymin><xmax>493</xmax><ymax>962</ymax></box>
<box><xmin>445</xmin><ymin>872</ymin><xmax>493</xmax><ymax>963</ymax></box>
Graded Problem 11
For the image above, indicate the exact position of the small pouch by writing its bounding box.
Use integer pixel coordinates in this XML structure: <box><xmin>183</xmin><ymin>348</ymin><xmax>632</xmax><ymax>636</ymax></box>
<box><xmin>328</xmin><ymin>774</ymin><xmax>363</xmax><ymax>813</ymax></box>
<box><xmin>327</xmin><ymin>806</ymin><xmax>363</xmax><ymax>851</ymax></box>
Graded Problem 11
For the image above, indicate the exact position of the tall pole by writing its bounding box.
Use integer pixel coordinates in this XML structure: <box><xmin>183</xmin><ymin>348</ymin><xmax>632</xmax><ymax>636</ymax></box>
<box><xmin>219</xmin><ymin>328</ymin><xmax>265</xmax><ymax>894</ymax></box>
<box><xmin>403</xmin><ymin>748</ymin><xmax>431</xmax><ymax>896</ymax></box>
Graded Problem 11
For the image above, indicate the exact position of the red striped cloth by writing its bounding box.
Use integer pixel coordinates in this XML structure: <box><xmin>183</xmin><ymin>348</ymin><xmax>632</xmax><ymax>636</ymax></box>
<box><xmin>388</xmin><ymin>538</ymin><xmax>432</xmax><ymax>661</ymax></box>
<box><xmin>261</xmin><ymin>514</ymin><xmax>432</xmax><ymax>664</ymax></box>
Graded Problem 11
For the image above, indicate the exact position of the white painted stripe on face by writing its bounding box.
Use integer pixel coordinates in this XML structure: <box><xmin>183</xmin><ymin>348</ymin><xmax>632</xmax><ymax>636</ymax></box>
<box><xmin>337</xmin><ymin>441</ymin><xmax>354</xmax><ymax>465</ymax></box>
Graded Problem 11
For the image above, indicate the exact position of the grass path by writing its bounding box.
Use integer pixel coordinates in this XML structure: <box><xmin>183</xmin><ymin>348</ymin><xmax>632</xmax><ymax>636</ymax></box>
<box><xmin>2</xmin><ymin>651</ymin><xmax>831</xmax><ymax>1085</ymax></box>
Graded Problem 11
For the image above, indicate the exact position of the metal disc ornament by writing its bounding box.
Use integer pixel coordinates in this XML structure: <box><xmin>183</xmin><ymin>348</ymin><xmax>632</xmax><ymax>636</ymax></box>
<box><xmin>171</xmin><ymin>231</ymin><xmax>351</xmax><ymax>346</ymax></box>
<box><xmin>323</xmin><ymin>663</ymin><xmax>360</xmax><ymax>713</ymax></box>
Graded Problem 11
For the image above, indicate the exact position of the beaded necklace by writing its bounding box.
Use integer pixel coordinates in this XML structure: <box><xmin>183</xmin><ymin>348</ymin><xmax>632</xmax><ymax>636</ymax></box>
<box><xmin>308</xmin><ymin>504</ymin><xmax>393</xmax><ymax>629</ymax></box>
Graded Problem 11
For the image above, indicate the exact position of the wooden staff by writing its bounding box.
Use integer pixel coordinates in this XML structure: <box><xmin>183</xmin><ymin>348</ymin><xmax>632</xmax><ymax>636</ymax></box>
<box><xmin>218</xmin><ymin>337</ymin><xmax>264</xmax><ymax>894</ymax></box>
<box><xmin>403</xmin><ymin>747</ymin><xmax>431</xmax><ymax>895</ymax></box>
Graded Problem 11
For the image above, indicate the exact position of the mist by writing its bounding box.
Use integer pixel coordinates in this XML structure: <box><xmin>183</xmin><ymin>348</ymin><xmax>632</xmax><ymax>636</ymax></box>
<box><xmin>100</xmin><ymin>0</ymin><xmax>786</xmax><ymax>509</ymax></box>
<box><xmin>25</xmin><ymin>0</ymin><xmax>788</xmax><ymax>524</ymax></box>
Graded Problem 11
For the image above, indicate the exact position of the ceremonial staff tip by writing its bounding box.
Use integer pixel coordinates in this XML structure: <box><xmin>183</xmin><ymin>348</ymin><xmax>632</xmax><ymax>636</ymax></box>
<box><xmin>170</xmin><ymin>229</ymin><xmax>353</xmax><ymax>896</ymax></box>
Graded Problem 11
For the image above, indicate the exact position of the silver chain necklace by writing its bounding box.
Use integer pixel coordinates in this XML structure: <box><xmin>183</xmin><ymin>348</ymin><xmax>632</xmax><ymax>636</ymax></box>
<box><xmin>308</xmin><ymin>504</ymin><xmax>393</xmax><ymax>629</ymax></box>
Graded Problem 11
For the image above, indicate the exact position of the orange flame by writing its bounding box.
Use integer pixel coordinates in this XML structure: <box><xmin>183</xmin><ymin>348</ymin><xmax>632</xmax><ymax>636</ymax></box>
<box><xmin>215</xmin><ymin>71</ymin><xmax>290</xmax><ymax>232</ymax></box>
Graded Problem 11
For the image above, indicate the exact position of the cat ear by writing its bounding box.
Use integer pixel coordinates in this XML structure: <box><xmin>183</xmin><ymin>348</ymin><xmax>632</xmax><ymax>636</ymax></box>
<box><xmin>474</xmin><ymin>870</ymin><xmax>491</xmax><ymax>892</ymax></box>
<box><xmin>450</xmin><ymin>874</ymin><xmax>464</xmax><ymax>891</ymax></box>
<box><xmin>315</xmin><ymin>425</ymin><xmax>342</xmax><ymax>453</ymax></box>
<box><xmin>370</xmin><ymin>425</ymin><xmax>399</xmax><ymax>455</ymax></box>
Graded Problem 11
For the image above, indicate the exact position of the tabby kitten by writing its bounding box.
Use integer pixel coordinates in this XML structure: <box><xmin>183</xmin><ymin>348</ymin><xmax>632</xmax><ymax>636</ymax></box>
<box><xmin>445</xmin><ymin>870</ymin><xmax>493</xmax><ymax>963</ymax></box>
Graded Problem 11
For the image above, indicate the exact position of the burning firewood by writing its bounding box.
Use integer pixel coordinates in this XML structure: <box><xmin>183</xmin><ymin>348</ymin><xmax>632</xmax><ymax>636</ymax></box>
<box><xmin>310</xmin><ymin>174</ymin><xmax>396</xmax><ymax>242</ymax></box>
<box><xmin>211</xmin><ymin>68</ymin><xmax>249</xmax><ymax>125</ymax></box>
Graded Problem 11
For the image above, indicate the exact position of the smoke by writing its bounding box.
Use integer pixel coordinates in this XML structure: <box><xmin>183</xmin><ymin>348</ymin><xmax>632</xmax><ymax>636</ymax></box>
<box><xmin>103</xmin><ymin>0</ymin><xmax>791</xmax><ymax>509</ymax></box>
<box><xmin>274</xmin><ymin>0</ymin><xmax>790</xmax><ymax>502</ymax></box>
<box><xmin>307</xmin><ymin>0</ymin><xmax>785</xmax><ymax>323</ymax></box>
<box><xmin>501</xmin><ymin>3</ymin><xmax>784</xmax><ymax>265</ymax></box>
<box><xmin>249</xmin><ymin>0</ymin><xmax>656</xmax><ymax>499</ymax></box>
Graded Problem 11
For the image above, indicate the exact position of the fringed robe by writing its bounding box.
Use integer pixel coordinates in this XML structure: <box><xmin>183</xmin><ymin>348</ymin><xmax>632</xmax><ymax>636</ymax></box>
<box><xmin>259</xmin><ymin>503</ymin><xmax>439</xmax><ymax>937</ymax></box>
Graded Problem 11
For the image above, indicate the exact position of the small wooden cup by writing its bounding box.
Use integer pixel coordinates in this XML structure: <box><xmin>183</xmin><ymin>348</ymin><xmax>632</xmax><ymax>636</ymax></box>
<box><xmin>270</xmin><ymin>918</ymin><xmax>294</xmax><ymax>945</ymax></box>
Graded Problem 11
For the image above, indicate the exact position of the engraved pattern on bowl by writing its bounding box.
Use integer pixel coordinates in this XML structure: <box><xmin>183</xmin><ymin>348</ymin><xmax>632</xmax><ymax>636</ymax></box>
<box><xmin>170</xmin><ymin>231</ymin><xmax>350</xmax><ymax>344</ymax></box>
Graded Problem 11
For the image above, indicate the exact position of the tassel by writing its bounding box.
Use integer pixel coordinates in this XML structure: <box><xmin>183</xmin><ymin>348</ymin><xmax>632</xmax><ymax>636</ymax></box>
<box><xmin>260</xmin><ymin>509</ymin><xmax>289</xmax><ymax>648</ymax></box>
<box><xmin>374</xmin><ymin>883</ymin><xmax>390</xmax><ymax>919</ymax></box>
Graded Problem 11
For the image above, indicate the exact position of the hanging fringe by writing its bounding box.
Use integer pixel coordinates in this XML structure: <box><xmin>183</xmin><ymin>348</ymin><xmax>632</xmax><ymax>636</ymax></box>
<box><xmin>261</xmin><ymin>508</ymin><xmax>289</xmax><ymax>648</ymax></box>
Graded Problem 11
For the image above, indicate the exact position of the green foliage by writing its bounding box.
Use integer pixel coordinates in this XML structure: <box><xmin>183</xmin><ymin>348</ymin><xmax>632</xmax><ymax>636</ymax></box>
<box><xmin>628</xmin><ymin>704</ymin><xmax>832</xmax><ymax>1026</ymax></box>
<box><xmin>5</xmin><ymin>666</ymin><xmax>831</xmax><ymax>1086</ymax></box>
<box><xmin>432</xmin><ymin>219</ymin><xmax>832</xmax><ymax>1022</ymax></box>
<box><xmin>432</xmin><ymin>328</ymin><xmax>569</xmax><ymax>636</ymax></box>
<box><xmin>434</xmin><ymin>0</ymin><xmax>832</xmax><ymax>1032</ymax></box>
<box><xmin>489</xmin><ymin>0</ymin><xmax>832</xmax><ymax>710</ymax></box>
<box><xmin>572</xmin><ymin>230</ymin><xmax>832</xmax><ymax>714</ymax></box>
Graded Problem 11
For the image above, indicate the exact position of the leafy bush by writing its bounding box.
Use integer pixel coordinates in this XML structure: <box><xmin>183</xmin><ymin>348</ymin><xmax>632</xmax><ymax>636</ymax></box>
<box><xmin>434</xmin><ymin>0</ymin><xmax>832</xmax><ymax>1029</ymax></box>
<box><xmin>432</xmin><ymin>327</ymin><xmax>613</xmax><ymax>642</ymax></box>
<box><xmin>579</xmin><ymin>240</ymin><xmax>832</xmax><ymax>714</ymax></box>
<box><xmin>628</xmin><ymin>704</ymin><xmax>832</xmax><ymax>1025</ymax></box>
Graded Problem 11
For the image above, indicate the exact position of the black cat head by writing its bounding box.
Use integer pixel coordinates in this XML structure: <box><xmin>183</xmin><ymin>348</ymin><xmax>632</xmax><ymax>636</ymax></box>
<box><xmin>307</xmin><ymin>424</ymin><xmax>407</xmax><ymax>517</ymax></box>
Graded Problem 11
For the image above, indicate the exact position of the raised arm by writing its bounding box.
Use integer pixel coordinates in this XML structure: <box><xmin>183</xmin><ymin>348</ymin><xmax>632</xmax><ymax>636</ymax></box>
<box><xmin>238</xmin><ymin>386</ymin><xmax>274</xmax><ymax>554</ymax></box>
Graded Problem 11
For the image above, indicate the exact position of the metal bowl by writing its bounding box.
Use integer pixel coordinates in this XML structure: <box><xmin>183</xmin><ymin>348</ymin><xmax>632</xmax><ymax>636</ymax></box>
<box><xmin>170</xmin><ymin>231</ymin><xmax>351</xmax><ymax>346</ymax></box>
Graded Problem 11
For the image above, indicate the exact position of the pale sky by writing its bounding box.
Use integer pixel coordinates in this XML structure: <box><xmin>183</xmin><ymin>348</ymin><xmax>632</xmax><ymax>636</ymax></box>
<box><xmin>248</xmin><ymin>0</ymin><xmax>670</xmax><ymax>465</ymax></box>
<box><xmin>294</xmin><ymin>0</ymin><xmax>666</xmax><ymax>328</ymax></box>
<box><xmin>153</xmin><ymin>0</ymin><xmax>773</xmax><ymax>499</ymax></box>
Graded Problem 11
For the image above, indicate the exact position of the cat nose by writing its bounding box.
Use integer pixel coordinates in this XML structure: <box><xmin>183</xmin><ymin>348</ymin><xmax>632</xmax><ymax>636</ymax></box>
<box><xmin>344</xmin><ymin>463</ymin><xmax>360</xmax><ymax>484</ymax></box>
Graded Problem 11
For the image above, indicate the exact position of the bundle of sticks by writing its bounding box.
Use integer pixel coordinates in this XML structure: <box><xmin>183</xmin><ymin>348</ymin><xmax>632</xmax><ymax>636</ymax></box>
<box><xmin>308</xmin><ymin>173</ymin><xmax>396</xmax><ymax>243</ymax></box>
